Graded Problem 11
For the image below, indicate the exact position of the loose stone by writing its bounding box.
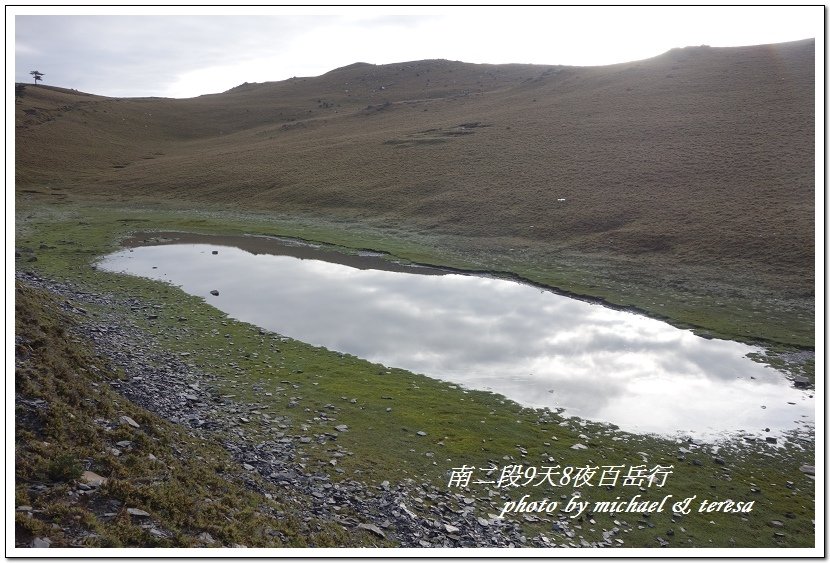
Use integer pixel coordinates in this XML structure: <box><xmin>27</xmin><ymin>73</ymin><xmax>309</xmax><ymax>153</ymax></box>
<box><xmin>357</xmin><ymin>522</ymin><xmax>386</xmax><ymax>539</ymax></box>
<box><xmin>198</xmin><ymin>532</ymin><xmax>216</xmax><ymax>544</ymax></box>
<box><xmin>81</xmin><ymin>471</ymin><xmax>108</xmax><ymax>487</ymax></box>
<box><xmin>120</xmin><ymin>415</ymin><xmax>140</xmax><ymax>428</ymax></box>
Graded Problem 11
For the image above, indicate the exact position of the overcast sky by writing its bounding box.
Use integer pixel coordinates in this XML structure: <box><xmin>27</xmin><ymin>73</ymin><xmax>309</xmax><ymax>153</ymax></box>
<box><xmin>10</xmin><ymin>6</ymin><xmax>821</xmax><ymax>99</ymax></box>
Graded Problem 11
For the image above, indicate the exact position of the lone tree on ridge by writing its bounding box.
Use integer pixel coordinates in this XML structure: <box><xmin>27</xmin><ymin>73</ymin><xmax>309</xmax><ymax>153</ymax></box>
<box><xmin>30</xmin><ymin>70</ymin><xmax>44</xmax><ymax>85</ymax></box>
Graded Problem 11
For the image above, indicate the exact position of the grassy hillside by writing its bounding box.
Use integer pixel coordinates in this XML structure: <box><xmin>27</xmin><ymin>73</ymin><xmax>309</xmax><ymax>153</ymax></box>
<box><xmin>14</xmin><ymin>39</ymin><xmax>815</xmax><ymax>346</ymax></box>
<box><xmin>13</xmin><ymin>39</ymin><xmax>818</xmax><ymax>550</ymax></box>
<box><xmin>14</xmin><ymin>281</ymin><xmax>372</xmax><ymax>548</ymax></box>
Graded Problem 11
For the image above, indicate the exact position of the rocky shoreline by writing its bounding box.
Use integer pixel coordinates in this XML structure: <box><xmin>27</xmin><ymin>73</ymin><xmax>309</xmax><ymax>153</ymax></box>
<box><xmin>18</xmin><ymin>271</ymin><xmax>637</xmax><ymax>549</ymax></box>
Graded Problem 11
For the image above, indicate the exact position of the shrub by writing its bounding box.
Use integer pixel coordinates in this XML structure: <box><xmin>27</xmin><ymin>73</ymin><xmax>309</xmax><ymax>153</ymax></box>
<box><xmin>46</xmin><ymin>453</ymin><xmax>83</xmax><ymax>482</ymax></box>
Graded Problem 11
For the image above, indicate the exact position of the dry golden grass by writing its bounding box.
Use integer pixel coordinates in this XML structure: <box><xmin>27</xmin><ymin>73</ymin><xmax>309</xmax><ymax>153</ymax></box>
<box><xmin>15</xmin><ymin>39</ymin><xmax>815</xmax><ymax>344</ymax></box>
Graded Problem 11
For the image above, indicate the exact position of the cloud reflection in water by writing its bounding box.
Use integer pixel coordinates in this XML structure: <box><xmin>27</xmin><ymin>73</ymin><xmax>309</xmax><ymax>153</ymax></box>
<box><xmin>99</xmin><ymin>243</ymin><xmax>813</xmax><ymax>441</ymax></box>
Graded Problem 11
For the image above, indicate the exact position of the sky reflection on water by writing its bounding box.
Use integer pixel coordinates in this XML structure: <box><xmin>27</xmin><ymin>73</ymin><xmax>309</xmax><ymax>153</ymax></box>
<box><xmin>99</xmin><ymin>242</ymin><xmax>814</xmax><ymax>442</ymax></box>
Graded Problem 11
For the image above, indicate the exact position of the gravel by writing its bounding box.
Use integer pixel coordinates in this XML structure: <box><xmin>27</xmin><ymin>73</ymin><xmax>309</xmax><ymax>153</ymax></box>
<box><xmin>16</xmin><ymin>271</ymin><xmax>646</xmax><ymax>548</ymax></box>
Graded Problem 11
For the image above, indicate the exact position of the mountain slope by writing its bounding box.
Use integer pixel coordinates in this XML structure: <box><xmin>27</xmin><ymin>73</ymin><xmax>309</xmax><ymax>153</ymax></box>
<box><xmin>15</xmin><ymin>39</ymin><xmax>815</xmax><ymax>344</ymax></box>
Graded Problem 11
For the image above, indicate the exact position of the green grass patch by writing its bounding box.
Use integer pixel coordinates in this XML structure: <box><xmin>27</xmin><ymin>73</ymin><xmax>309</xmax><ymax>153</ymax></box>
<box><xmin>14</xmin><ymin>199</ymin><xmax>816</xmax><ymax>548</ymax></box>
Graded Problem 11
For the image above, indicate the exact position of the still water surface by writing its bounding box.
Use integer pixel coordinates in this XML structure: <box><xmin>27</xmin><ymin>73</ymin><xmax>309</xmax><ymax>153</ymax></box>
<box><xmin>98</xmin><ymin>234</ymin><xmax>813</xmax><ymax>442</ymax></box>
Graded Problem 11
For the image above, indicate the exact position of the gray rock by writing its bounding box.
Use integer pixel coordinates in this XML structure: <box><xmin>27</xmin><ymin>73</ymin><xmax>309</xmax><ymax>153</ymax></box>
<box><xmin>357</xmin><ymin>522</ymin><xmax>386</xmax><ymax>539</ymax></box>
<box><xmin>416</xmin><ymin>431</ymin><xmax>427</xmax><ymax>436</ymax></box>
<box><xmin>570</xmin><ymin>443</ymin><xmax>588</xmax><ymax>450</ymax></box>
<box><xmin>792</xmin><ymin>376</ymin><xmax>810</xmax><ymax>387</ymax></box>
<box><xmin>799</xmin><ymin>465</ymin><xmax>815</xmax><ymax>475</ymax></box>
<box><xmin>31</xmin><ymin>537</ymin><xmax>51</xmax><ymax>548</ymax></box>
<box><xmin>210</xmin><ymin>290</ymin><xmax>219</xmax><ymax>296</ymax></box>
<box><xmin>120</xmin><ymin>415</ymin><xmax>140</xmax><ymax>428</ymax></box>
<box><xmin>80</xmin><ymin>471</ymin><xmax>108</xmax><ymax>487</ymax></box>
<box><xmin>399</xmin><ymin>502</ymin><xmax>417</xmax><ymax>519</ymax></box>
<box><xmin>269</xmin><ymin>471</ymin><xmax>296</xmax><ymax>482</ymax></box>
<box><xmin>127</xmin><ymin>508</ymin><xmax>150</xmax><ymax>517</ymax></box>
<box><xmin>335</xmin><ymin>424</ymin><xmax>349</xmax><ymax>432</ymax></box>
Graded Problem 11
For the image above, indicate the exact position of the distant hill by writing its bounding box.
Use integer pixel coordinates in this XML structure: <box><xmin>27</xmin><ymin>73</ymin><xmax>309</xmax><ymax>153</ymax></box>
<box><xmin>15</xmin><ymin>39</ymin><xmax>815</xmax><ymax>310</ymax></box>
